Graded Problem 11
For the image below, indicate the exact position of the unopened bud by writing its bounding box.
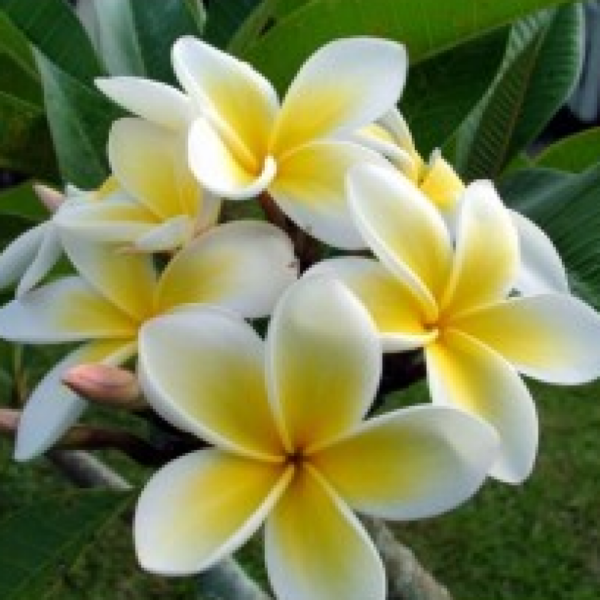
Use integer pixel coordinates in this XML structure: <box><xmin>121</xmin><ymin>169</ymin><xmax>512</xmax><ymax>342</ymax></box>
<box><xmin>62</xmin><ymin>364</ymin><xmax>143</xmax><ymax>408</ymax></box>
<box><xmin>0</xmin><ymin>409</ymin><xmax>20</xmax><ymax>436</ymax></box>
<box><xmin>33</xmin><ymin>183</ymin><xmax>65</xmax><ymax>213</ymax></box>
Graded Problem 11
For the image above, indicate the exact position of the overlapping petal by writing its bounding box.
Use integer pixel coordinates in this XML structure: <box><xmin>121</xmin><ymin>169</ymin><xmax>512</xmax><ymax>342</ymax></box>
<box><xmin>139</xmin><ymin>308</ymin><xmax>283</xmax><ymax>460</ymax></box>
<box><xmin>419</xmin><ymin>151</ymin><xmax>465</xmax><ymax>217</ymax></box>
<box><xmin>313</xmin><ymin>405</ymin><xmax>497</xmax><ymax>519</ymax></box>
<box><xmin>272</xmin><ymin>38</ymin><xmax>407</xmax><ymax>154</ymax></box>
<box><xmin>14</xmin><ymin>340</ymin><xmax>136</xmax><ymax>460</ymax></box>
<box><xmin>425</xmin><ymin>329</ymin><xmax>538</xmax><ymax>483</ymax></box>
<box><xmin>265</xmin><ymin>464</ymin><xmax>385</xmax><ymax>600</ymax></box>
<box><xmin>271</xmin><ymin>141</ymin><xmax>388</xmax><ymax>249</ymax></box>
<box><xmin>156</xmin><ymin>221</ymin><xmax>297</xmax><ymax>318</ymax></box>
<box><xmin>135</xmin><ymin>448</ymin><xmax>292</xmax><ymax>574</ymax></box>
<box><xmin>266</xmin><ymin>277</ymin><xmax>381</xmax><ymax>453</ymax></box>
<box><xmin>452</xmin><ymin>294</ymin><xmax>600</xmax><ymax>384</ymax></box>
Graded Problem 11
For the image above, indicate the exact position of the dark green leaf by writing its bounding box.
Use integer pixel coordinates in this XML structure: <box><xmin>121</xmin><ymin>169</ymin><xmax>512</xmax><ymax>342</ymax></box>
<box><xmin>0</xmin><ymin>181</ymin><xmax>49</xmax><ymax>222</ymax></box>
<box><xmin>500</xmin><ymin>165</ymin><xmax>600</xmax><ymax>309</ymax></box>
<box><xmin>0</xmin><ymin>489</ymin><xmax>132</xmax><ymax>600</ymax></box>
<box><xmin>455</xmin><ymin>4</ymin><xmax>584</xmax><ymax>179</ymax></box>
<box><xmin>204</xmin><ymin>0</ymin><xmax>263</xmax><ymax>48</ymax></box>
<box><xmin>0</xmin><ymin>0</ymin><xmax>101</xmax><ymax>80</ymax></box>
<box><xmin>35</xmin><ymin>51</ymin><xmax>123</xmax><ymax>188</ymax></box>
<box><xmin>534</xmin><ymin>127</ymin><xmax>600</xmax><ymax>173</ymax></box>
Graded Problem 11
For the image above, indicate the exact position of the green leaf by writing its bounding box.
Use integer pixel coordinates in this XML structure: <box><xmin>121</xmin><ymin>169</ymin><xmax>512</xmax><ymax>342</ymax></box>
<box><xmin>0</xmin><ymin>0</ymin><xmax>101</xmax><ymax>80</ymax></box>
<box><xmin>402</xmin><ymin>28</ymin><xmax>508</xmax><ymax>156</ymax></box>
<box><xmin>0</xmin><ymin>489</ymin><xmax>132</xmax><ymax>600</ymax></box>
<box><xmin>35</xmin><ymin>51</ymin><xmax>123</xmax><ymax>188</ymax></box>
<box><xmin>204</xmin><ymin>0</ymin><xmax>263</xmax><ymax>48</ymax></box>
<box><xmin>500</xmin><ymin>165</ymin><xmax>600</xmax><ymax>309</ymax></box>
<box><xmin>534</xmin><ymin>128</ymin><xmax>600</xmax><ymax>173</ymax></box>
<box><xmin>455</xmin><ymin>4</ymin><xmax>584</xmax><ymax>179</ymax></box>
<box><xmin>237</xmin><ymin>0</ymin><xmax>577</xmax><ymax>93</ymax></box>
<box><xmin>0</xmin><ymin>181</ymin><xmax>48</xmax><ymax>222</ymax></box>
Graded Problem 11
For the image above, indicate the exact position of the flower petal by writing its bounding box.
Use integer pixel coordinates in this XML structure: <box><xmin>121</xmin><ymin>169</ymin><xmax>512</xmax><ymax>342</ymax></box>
<box><xmin>265</xmin><ymin>464</ymin><xmax>385</xmax><ymax>600</ymax></box>
<box><xmin>14</xmin><ymin>340</ymin><xmax>136</xmax><ymax>460</ymax></box>
<box><xmin>452</xmin><ymin>293</ymin><xmax>600</xmax><ymax>384</ymax></box>
<box><xmin>188</xmin><ymin>117</ymin><xmax>277</xmax><ymax>199</ymax></box>
<box><xmin>173</xmin><ymin>36</ymin><xmax>278</xmax><ymax>161</ymax></box>
<box><xmin>510</xmin><ymin>210</ymin><xmax>569</xmax><ymax>294</ymax></box>
<box><xmin>271</xmin><ymin>140</ymin><xmax>388</xmax><ymax>249</ymax></box>
<box><xmin>60</xmin><ymin>230</ymin><xmax>157</xmax><ymax>322</ymax></box>
<box><xmin>347</xmin><ymin>163</ymin><xmax>452</xmax><ymax>316</ymax></box>
<box><xmin>139</xmin><ymin>308</ymin><xmax>283</xmax><ymax>460</ymax></box>
<box><xmin>156</xmin><ymin>221</ymin><xmax>297</xmax><ymax>318</ymax></box>
<box><xmin>441</xmin><ymin>181</ymin><xmax>519</xmax><ymax>316</ymax></box>
<box><xmin>419</xmin><ymin>150</ymin><xmax>465</xmax><ymax>218</ymax></box>
<box><xmin>95</xmin><ymin>76</ymin><xmax>194</xmax><ymax>130</ymax></box>
<box><xmin>306</xmin><ymin>257</ymin><xmax>434</xmax><ymax>351</ymax></box>
<box><xmin>0</xmin><ymin>276</ymin><xmax>137</xmax><ymax>343</ymax></box>
<box><xmin>272</xmin><ymin>37</ymin><xmax>407</xmax><ymax>154</ymax></box>
<box><xmin>313</xmin><ymin>405</ymin><xmax>497</xmax><ymax>519</ymax></box>
<box><xmin>135</xmin><ymin>448</ymin><xmax>292</xmax><ymax>574</ymax></box>
<box><xmin>426</xmin><ymin>329</ymin><xmax>538</xmax><ymax>483</ymax></box>
<box><xmin>131</xmin><ymin>216</ymin><xmax>194</xmax><ymax>252</ymax></box>
<box><xmin>109</xmin><ymin>118</ymin><xmax>199</xmax><ymax>219</ymax></box>
<box><xmin>266</xmin><ymin>277</ymin><xmax>381</xmax><ymax>453</ymax></box>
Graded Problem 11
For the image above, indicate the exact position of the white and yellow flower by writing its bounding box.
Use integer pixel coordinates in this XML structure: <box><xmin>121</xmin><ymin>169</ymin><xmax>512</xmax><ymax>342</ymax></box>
<box><xmin>356</xmin><ymin>108</ymin><xmax>569</xmax><ymax>295</ymax></box>
<box><xmin>135</xmin><ymin>276</ymin><xmax>498</xmax><ymax>600</ymax></box>
<box><xmin>97</xmin><ymin>37</ymin><xmax>405</xmax><ymax>248</ymax></box>
<box><xmin>0</xmin><ymin>222</ymin><xmax>297</xmax><ymax>460</ymax></box>
<box><xmin>309</xmin><ymin>165</ymin><xmax>600</xmax><ymax>483</ymax></box>
<box><xmin>56</xmin><ymin>117</ymin><xmax>221</xmax><ymax>253</ymax></box>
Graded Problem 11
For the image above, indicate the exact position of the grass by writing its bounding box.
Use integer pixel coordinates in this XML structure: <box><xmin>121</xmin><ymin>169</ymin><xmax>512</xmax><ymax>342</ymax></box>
<box><xmin>1</xmin><ymin>378</ymin><xmax>599</xmax><ymax>599</ymax></box>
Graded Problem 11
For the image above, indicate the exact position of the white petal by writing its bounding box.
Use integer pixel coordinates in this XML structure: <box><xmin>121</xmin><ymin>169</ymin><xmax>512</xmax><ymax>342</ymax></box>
<box><xmin>426</xmin><ymin>330</ymin><xmax>538</xmax><ymax>483</ymax></box>
<box><xmin>0</xmin><ymin>222</ymin><xmax>49</xmax><ymax>289</ymax></box>
<box><xmin>156</xmin><ymin>221</ymin><xmax>297</xmax><ymax>318</ymax></box>
<box><xmin>132</xmin><ymin>216</ymin><xmax>193</xmax><ymax>252</ymax></box>
<box><xmin>95</xmin><ymin>76</ymin><xmax>194</xmax><ymax>130</ymax></box>
<box><xmin>135</xmin><ymin>448</ymin><xmax>292</xmax><ymax>574</ymax></box>
<box><xmin>266</xmin><ymin>276</ymin><xmax>381</xmax><ymax>453</ymax></box>
<box><xmin>14</xmin><ymin>340</ymin><xmax>136</xmax><ymax>460</ymax></box>
<box><xmin>510</xmin><ymin>210</ymin><xmax>569</xmax><ymax>294</ymax></box>
<box><xmin>272</xmin><ymin>37</ymin><xmax>407</xmax><ymax>153</ymax></box>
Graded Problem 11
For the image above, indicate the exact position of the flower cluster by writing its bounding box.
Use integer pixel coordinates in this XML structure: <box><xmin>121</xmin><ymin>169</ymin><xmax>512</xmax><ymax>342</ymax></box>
<box><xmin>1</xmin><ymin>36</ymin><xmax>600</xmax><ymax>600</ymax></box>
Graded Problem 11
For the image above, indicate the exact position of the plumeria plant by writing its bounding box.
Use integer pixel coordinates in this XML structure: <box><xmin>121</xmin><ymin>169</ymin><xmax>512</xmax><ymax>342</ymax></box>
<box><xmin>0</xmin><ymin>1</ymin><xmax>599</xmax><ymax>599</ymax></box>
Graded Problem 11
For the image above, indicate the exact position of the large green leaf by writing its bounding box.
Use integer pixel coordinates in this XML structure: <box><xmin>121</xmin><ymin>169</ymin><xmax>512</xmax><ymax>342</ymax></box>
<box><xmin>534</xmin><ymin>128</ymin><xmax>600</xmax><ymax>173</ymax></box>
<box><xmin>454</xmin><ymin>4</ymin><xmax>583</xmax><ymax>179</ymax></box>
<box><xmin>204</xmin><ymin>0</ymin><xmax>263</xmax><ymax>48</ymax></box>
<box><xmin>500</xmin><ymin>165</ymin><xmax>600</xmax><ymax>309</ymax></box>
<box><xmin>0</xmin><ymin>489</ymin><xmax>132</xmax><ymax>600</ymax></box>
<box><xmin>401</xmin><ymin>29</ymin><xmax>508</xmax><ymax>156</ymax></box>
<box><xmin>0</xmin><ymin>0</ymin><xmax>101</xmax><ymax>80</ymax></box>
<box><xmin>35</xmin><ymin>51</ymin><xmax>123</xmax><ymax>188</ymax></box>
<box><xmin>237</xmin><ymin>0</ymin><xmax>576</xmax><ymax>93</ymax></box>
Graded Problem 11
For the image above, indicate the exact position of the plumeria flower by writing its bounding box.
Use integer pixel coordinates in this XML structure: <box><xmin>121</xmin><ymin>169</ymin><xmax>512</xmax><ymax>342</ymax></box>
<box><xmin>0</xmin><ymin>179</ymin><xmax>117</xmax><ymax>296</ymax></box>
<box><xmin>135</xmin><ymin>276</ymin><xmax>498</xmax><ymax>600</ymax></box>
<box><xmin>0</xmin><ymin>222</ymin><xmax>297</xmax><ymax>459</ymax></box>
<box><xmin>356</xmin><ymin>108</ymin><xmax>569</xmax><ymax>295</ymax></box>
<box><xmin>97</xmin><ymin>36</ymin><xmax>405</xmax><ymax>249</ymax></box>
<box><xmin>56</xmin><ymin>117</ymin><xmax>221</xmax><ymax>253</ymax></box>
<box><xmin>309</xmin><ymin>165</ymin><xmax>600</xmax><ymax>483</ymax></box>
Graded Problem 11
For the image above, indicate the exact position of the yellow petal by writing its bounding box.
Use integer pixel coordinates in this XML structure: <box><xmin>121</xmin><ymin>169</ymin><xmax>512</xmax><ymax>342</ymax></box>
<box><xmin>266</xmin><ymin>464</ymin><xmax>385</xmax><ymax>600</ymax></box>
<box><xmin>266</xmin><ymin>277</ymin><xmax>380</xmax><ymax>453</ymax></box>
<box><xmin>135</xmin><ymin>448</ymin><xmax>292</xmax><ymax>574</ymax></box>
<box><xmin>419</xmin><ymin>151</ymin><xmax>465</xmax><ymax>215</ymax></box>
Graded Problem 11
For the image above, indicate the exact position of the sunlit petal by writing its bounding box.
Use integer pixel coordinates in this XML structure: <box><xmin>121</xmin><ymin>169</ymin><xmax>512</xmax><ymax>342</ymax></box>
<box><xmin>188</xmin><ymin>117</ymin><xmax>276</xmax><ymax>199</ymax></box>
<box><xmin>452</xmin><ymin>294</ymin><xmax>600</xmax><ymax>384</ymax></box>
<box><xmin>156</xmin><ymin>221</ymin><xmax>297</xmax><ymax>318</ymax></box>
<box><xmin>272</xmin><ymin>38</ymin><xmax>406</xmax><ymax>154</ymax></box>
<box><xmin>266</xmin><ymin>277</ymin><xmax>380</xmax><ymax>453</ymax></box>
<box><xmin>419</xmin><ymin>150</ymin><xmax>465</xmax><ymax>217</ymax></box>
<box><xmin>139</xmin><ymin>308</ymin><xmax>283</xmax><ymax>460</ymax></box>
<box><xmin>426</xmin><ymin>330</ymin><xmax>538</xmax><ymax>483</ymax></box>
<box><xmin>14</xmin><ymin>340</ymin><xmax>136</xmax><ymax>460</ymax></box>
<box><xmin>132</xmin><ymin>216</ymin><xmax>194</xmax><ymax>252</ymax></box>
<box><xmin>135</xmin><ymin>448</ymin><xmax>292</xmax><ymax>574</ymax></box>
<box><xmin>306</xmin><ymin>257</ymin><xmax>434</xmax><ymax>351</ymax></box>
<box><xmin>266</xmin><ymin>464</ymin><xmax>385</xmax><ymax>600</ymax></box>
<box><xmin>347</xmin><ymin>164</ymin><xmax>452</xmax><ymax>317</ymax></box>
<box><xmin>0</xmin><ymin>276</ymin><xmax>137</xmax><ymax>343</ymax></box>
<box><xmin>441</xmin><ymin>181</ymin><xmax>519</xmax><ymax>316</ymax></box>
<box><xmin>510</xmin><ymin>210</ymin><xmax>569</xmax><ymax>294</ymax></box>
<box><xmin>95</xmin><ymin>76</ymin><xmax>194</xmax><ymax>130</ymax></box>
<box><xmin>314</xmin><ymin>405</ymin><xmax>497</xmax><ymax>519</ymax></box>
<box><xmin>271</xmin><ymin>140</ymin><xmax>388</xmax><ymax>249</ymax></box>
<box><xmin>0</xmin><ymin>223</ymin><xmax>49</xmax><ymax>290</ymax></box>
